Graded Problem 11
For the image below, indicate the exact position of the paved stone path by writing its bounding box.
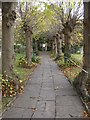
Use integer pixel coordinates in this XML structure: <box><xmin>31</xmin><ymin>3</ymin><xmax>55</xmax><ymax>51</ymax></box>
<box><xmin>3</xmin><ymin>53</ymin><xmax>84</xmax><ymax>118</ymax></box>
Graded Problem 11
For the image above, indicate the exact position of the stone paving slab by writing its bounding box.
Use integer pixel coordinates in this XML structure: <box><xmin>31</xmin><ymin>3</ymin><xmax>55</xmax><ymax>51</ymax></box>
<box><xmin>2</xmin><ymin>52</ymin><xmax>84</xmax><ymax>118</ymax></box>
<box><xmin>55</xmin><ymin>87</ymin><xmax>77</xmax><ymax>96</ymax></box>
<box><xmin>22</xmin><ymin>109</ymin><xmax>33</xmax><ymax>118</ymax></box>
<box><xmin>3</xmin><ymin>107</ymin><xmax>25</xmax><ymax>118</ymax></box>
<box><xmin>12</xmin><ymin>97</ymin><xmax>37</xmax><ymax>109</ymax></box>
<box><xmin>42</xmin><ymin>79</ymin><xmax>54</xmax><ymax>83</ymax></box>
<box><xmin>23</xmin><ymin>85</ymin><xmax>41</xmax><ymax>98</ymax></box>
<box><xmin>42</xmin><ymin>83</ymin><xmax>54</xmax><ymax>90</ymax></box>
<box><xmin>32</xmin><ymin>111</ymin><xmax>55</xmax><ymax>118</ymax></box>
<box><xmin>40</xmin><ymin>89</ymin><xmax>55</xmax><ymax>101</ymax></box>
<box><xmin>36</xmin><ymin>101</ymin><xmax>55</xmax><ymax>112</ymax></box>
<box><xmin>56</xmin><ymin>95</ymin><xmax>83</xmax><ymax>106</ymax></box>
<box><xmin>32</xmin><ymin>101</ymin><xmax>55</xmax><ymax>118</ymax></box>
<box><xmin>54</xmin><ymin>83</ymin><xmax>73</xmax><ymax>89</ymax></box>
<box><xmin>56</xmin><ymin>105</ymin><xmax>83</xmax><ymax>118</ymax></box>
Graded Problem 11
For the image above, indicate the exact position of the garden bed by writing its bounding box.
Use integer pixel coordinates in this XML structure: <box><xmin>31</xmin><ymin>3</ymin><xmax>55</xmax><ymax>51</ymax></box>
<box><xmin>2</xmin><ymin>53</ymin><xmax>40</xmax><ymax>113</ymax></box>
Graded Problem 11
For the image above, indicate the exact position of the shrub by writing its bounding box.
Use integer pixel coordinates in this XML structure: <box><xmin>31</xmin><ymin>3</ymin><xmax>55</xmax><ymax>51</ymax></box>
<box><xmin>31</xmin><ymin>55</ymin><xmax>41</xmax><ymax>63</ymax></box>
<box><xmin>2</xmin><ymin>74</ymin><xmax>24</xmax><ymax>97</ymax></box>
<box><xmin>18</xmin><ymin>55</ymin><xmax>41</xmax><ymax>68</ymax></box>
<box><xmin>18</xmin><ymin>57</ymin><xmax>31</xmax><ymax>68</ymax></box>
<box><xmin>57</xmin><ymin>58</ymin><xmax>73</xmax><ymax>69</ymax></box>
<box><xmin>50</xmin><ymin>53</ymin><xmax>56</xmax><ymax>59</ymax></box>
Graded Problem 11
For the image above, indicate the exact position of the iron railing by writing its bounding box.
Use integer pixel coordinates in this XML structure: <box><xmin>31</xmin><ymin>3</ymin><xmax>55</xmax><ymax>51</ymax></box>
<box><xmin>64</xmin><ymin>56</ymin><xmax>88</xmax><ymax>83</ymax></box>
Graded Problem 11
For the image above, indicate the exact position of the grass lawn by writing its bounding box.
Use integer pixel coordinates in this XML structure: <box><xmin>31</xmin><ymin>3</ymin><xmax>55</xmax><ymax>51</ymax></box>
<box><xmin>57</xmin><ymin>53</ymin><xmax>83</xmax><ymax>82</ymax></box>
<box><xmin>14</xmin><ymin>53</ymin><xmax>32</xmax><ymax>82</ymax></box>
<box><xmin>63</xmin><ymin>66</ymin><xmax>81</xmax><ymax>82</ymax></box>
<box><xmin>2</xmin><ymin>53</ymin><xmax>37</xmax><ymax>111</ymax></box>
<box><xmin>2</xmin><ymin>97</ymin><xmax>13</xmax><ymax>111</ymax></box>
<box><xmin>71</xmin><ymin>53</ymin><xmax>83</xmax><ymax>65</ymax></box>
<box><xmin>66</xmin><ymin>53</ymin><xmax>83</xmax><ymax>81</ymax></box>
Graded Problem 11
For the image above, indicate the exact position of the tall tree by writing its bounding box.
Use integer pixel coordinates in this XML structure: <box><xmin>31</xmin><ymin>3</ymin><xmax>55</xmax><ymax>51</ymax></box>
<box><xmin>74</xmin><ymin>2</ymin><xmax>90</xmax><ymax>97</ymax></box>
<box><xmin>18</xmin><ymin>1</ymin><xmax>47</xmax><ymax>63</ymax></box>
<box><xmin>51</xmin><ymin>0</ymin><xmax>83</xmax><ymax>61</ymax></box>
<box><xmin>18</xmin><ymin>2</ymin><xmax>33</xmax><ymax>63</ymax></box>
<box><xmin>2</xmin><ymin>2</ymin><xmax>17</xmax><ymax>77</ymax></box>
<box><xmin>53</xmin><ymin>30</ymin><xmax>63</xmax><ymax>60</ymax></box>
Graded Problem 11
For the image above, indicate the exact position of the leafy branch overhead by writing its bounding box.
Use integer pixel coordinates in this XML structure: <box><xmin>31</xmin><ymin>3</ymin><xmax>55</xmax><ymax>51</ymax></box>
<box><xmin>50</xmin><ymin>0</ymin><xmax>83</xmax><ymax>32</ymax></box>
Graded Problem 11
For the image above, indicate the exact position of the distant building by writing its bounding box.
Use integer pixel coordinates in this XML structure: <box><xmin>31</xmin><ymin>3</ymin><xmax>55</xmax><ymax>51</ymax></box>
<box><xmin>42</xmin><ymin>43</ymin><xmax>47</xmax><ymax>51</ymax></box>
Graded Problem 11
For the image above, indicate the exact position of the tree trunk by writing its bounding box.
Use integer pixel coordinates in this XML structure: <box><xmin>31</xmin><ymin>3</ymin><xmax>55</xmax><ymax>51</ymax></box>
<box><xmin>54</xmin><ymin>37</ymin><xmax>57</xmax><ymax>55</ymax></box>
<box><xmin>56</xmin><ymin>34</ymin><xmax>62</xmax><ymax>59</ymax></box>
<box><xmin>73</xmin><ymin>2</ymin><xmax>90</xmax><ymax>96</ymax></box>
<box><xmin>83</xmin><ymin>2</ymin><xmax>90</xmax><ymax>67</ymax></box>
<box><xmin>64</xmin><ymin>34</ymin><xmax>71</xmax><ymax>62</ymax></box>
<box><xmin>25</xmin><ymin>30</ymin><xmax>33</xmax><ymax>64</ymax></box>
<box><xmin>82</xmin><ymin>2</ymin><xmax>90</xmax><ymax>94</ymax></box>
<box><xmin>2</xmin><ymin>2</ymin><xmax>16</xmax><ymax>77</ymax></box>
<box><xmin>35</xmin><ymin>40</ymin><xmax>38</xmax><ymax>55</ymax></box>
<box><xmin>52</xmin><ymin>40</ymin><xmax>54</xmax><ymax>52</ymax></box>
